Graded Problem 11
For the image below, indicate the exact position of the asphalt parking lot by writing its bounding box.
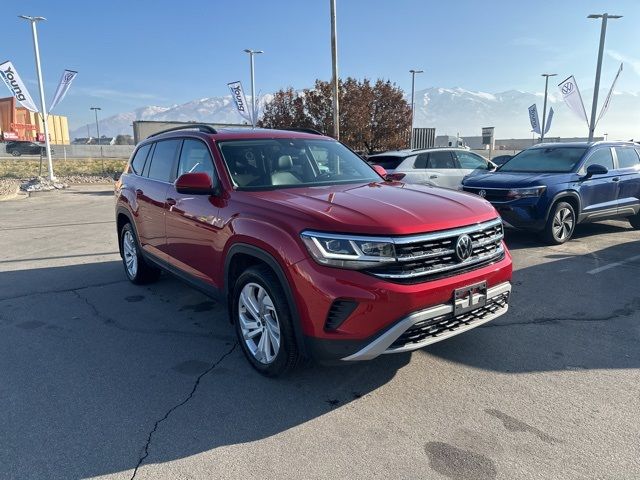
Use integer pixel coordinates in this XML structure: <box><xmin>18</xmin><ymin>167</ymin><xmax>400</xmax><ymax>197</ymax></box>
<box><xmin>1</xmin><ymin>185</ymin><xmax>639</xmax><ymax>480</ymax></box>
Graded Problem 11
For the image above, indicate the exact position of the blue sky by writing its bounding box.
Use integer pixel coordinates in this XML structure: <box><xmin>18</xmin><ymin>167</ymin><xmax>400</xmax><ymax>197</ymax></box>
<box><xmin>2</xmin><ymin>0</ymin><xmax>639</xmax><ymax>130</ymax></box>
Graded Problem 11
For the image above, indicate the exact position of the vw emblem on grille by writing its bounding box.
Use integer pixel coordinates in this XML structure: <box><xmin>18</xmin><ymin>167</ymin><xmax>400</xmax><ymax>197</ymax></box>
<box><xmin>479</xmin><ymin>189</ymin><xmax>487</xmax><ymax>198</ymax></box>
<box><xmin>455</xmin><ymin>234</ymin><xmax>473</xmax><ymax>262</ymax></box>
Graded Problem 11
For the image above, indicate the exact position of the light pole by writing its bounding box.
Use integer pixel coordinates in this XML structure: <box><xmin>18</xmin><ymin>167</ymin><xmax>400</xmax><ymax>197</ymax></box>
<box><xmin>19</xmin><ymin>15</ymin><xmax>54</xmax><ymax>181</ymax></box>
<box><xmin>243</xmin><ymin>49</ymin><xmax>263</xmax><ymax>128</ymax></box>
<box><xmin>409</xmin><ymin>69</ymin><xmax>423</xmax><ymax>148</ymax></box>
<box><xmin>540</xmin><ymin>73</ymin><xmax>556</xmax><ymax>142</ymax></box>
<box><xmin>330</xmin><ymin>0</ymin><xmax>339</xmax><ymax>140</ymax></box>
<box><xmin>587</xmin><ymin>13</ymin><xmax>622</xmax><ymax>142</ymax></box>
<box><xmin>90</xmin><ymin>107</ymin><xmax>103</xmax><ymax>169</ymax></box>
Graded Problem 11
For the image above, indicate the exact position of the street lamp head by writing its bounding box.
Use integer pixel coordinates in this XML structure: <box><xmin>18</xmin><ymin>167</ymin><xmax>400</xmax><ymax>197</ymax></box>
<box><xmin>541</xmin><ymin>73</ymin><xmax>557</xmax><ymax>77</ymax></box>
<box><xmin>588</xmin><ymin>13</ymin><xmax>622</xmax><ymax>19</ymax></box>
<box><xmin>19</xmin><ymin>15</ymin><xmax>46</xmax><ymax>22</ymax></box>
<box><xmin>410</xmin><ymin>69</ymin><xmax>424</xmax><ymax>74</ymax></box>
<box><xmin>244</xmin><ymin>49</ymin><xmax>264</xmax><ymax>54</ymax></box>
<box><xmin>90</xmin><ymin>107</ymin><xmax>101</xmax><ymax>111</ymax></box>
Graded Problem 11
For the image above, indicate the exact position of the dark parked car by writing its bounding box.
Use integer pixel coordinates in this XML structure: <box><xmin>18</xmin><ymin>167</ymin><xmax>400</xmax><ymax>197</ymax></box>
<box><xmin>463</xmin><ymin>142</ymin><xmax>640</xmax><ymax>244</ymax></box>
<box><xmin>115</xmin><ymin>125</ymin><xmax>512</xmax><ymax>376</ymax></box>
<box><xmin>5</xmin><ymin>141</ymin><xmax>54</xmax><ymax>157</ymax></box>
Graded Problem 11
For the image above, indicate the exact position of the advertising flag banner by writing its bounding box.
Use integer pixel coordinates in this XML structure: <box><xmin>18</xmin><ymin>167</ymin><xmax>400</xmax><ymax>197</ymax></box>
<box><xmin>596</xmin><ymin>63</ymin><xmax>623</xmax><ymax>126</ymax></box>
<box><xmin>0</xmin><ymin>60</ymin><xmax>39</xmax><ymax>112</ymax></box>
<box><xmin>558</xmin><ymin>76</ymin><xmax>589</xmax><ymax>126</ymax></box>
<box><xmin>528</xmin><ymin>104</ymin><xmax>541</xmax><ymax>134</ymax></box>
<box><xmin>544</xmin><ymin>107</ymin><xmax>554</xmax><ymax>135</ymax></box>
<box><xmin>49</xmin><ymin>69</ymin><xmax>78</xmax><ymax>112</ymax></box>
<box><xmin>227</xmin><ymin>81</ymin><xmax>253</xmax><ymax>123</ymax></box>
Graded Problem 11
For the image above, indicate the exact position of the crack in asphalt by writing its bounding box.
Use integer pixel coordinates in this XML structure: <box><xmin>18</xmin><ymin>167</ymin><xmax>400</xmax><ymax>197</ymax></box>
<box><xmin>0</xmin><ymin>279</ymin><xmax>127</xmax><ymax>302</ymax></box>
<box><xmin>71</xmin><ymin>290</ymin><xmax>233</xmax><ymax>340</ymax></box>
<box><xmin>129</xmin><ymin>342</ymin><xmax>238</xmax><ymax>480</ymax></box>
<box><xmin>482</xmin><ymin>298</ymin><xmax>640</xmax><ymax>328</ymax></box>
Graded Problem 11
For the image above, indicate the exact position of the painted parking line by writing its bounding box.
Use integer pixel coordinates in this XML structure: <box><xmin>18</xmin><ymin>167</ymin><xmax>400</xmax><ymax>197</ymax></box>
<box><xmin>588</xmin><ymin>254</ymin><xmax>640</xmax><ymax>275</ymax></box>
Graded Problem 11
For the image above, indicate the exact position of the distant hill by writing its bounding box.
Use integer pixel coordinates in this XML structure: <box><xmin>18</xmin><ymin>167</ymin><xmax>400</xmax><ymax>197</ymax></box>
<box><xmin>70</xmin><ymin>87</ymin><xmax>640</xmax><ymax>141</ymax></box>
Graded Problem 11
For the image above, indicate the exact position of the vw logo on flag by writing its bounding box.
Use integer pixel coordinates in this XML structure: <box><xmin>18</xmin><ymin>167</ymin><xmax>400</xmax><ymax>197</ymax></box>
<box><xmin>561</xmin><ymin>82</ymin><xmax>574</xmax><ymax>95</ymax></box>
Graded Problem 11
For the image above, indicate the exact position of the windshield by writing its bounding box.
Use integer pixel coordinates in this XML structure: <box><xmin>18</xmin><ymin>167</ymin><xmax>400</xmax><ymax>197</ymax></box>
<box><xmin>217</xmin><ymin>138</ymin><xmax>380</xmax><ymax>189</ymax></box>
<box><xmin>499</xmin><ymin>146</ymin><xmax>587</xmax><ymax>173</ymax></box>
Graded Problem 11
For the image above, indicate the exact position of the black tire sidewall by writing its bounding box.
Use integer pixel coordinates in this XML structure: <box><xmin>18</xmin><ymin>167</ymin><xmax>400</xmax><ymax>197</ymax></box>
<box><xmin>232</xmin><ymin>266</ymin><xmax>297</xmax><ymax>376</ymax></box>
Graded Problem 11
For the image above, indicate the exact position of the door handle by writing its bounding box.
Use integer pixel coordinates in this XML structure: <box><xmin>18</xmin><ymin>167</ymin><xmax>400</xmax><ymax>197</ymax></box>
<box><xmin>612</xmin><ymin>177</ymin><xmax>620</xmax><ymax>182</ymax></box>
<box><xmin>166</xmin><ymin>198</ymin><xmax>177</xmax><ymax>206</ymax></box>
<box><xmin>135</xmin><ymin>188</ymin><xmax>143</xmax><ymax>196</ymax></box>
<box><xmin>429</xmin><ymin>175</ymin><xmax>438</xmax><ymax>179</ymax></box>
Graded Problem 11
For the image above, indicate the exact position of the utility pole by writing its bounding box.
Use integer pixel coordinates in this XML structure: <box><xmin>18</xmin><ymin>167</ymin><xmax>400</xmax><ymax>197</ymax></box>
<box><xmin>19</xmin><ymin>15</ymin><xmax>54</xmax><ymax>181</ymax></box>
<box><xmin>587</xmin><ymin>13</ymin><xmax>622</xmax><ymax>142</ymax></box>
<box><xmin>540</xmin><ymin>73</ymin><xmax>556</xmax><ymax>142</ymax></box>
<box><xmin>243</xmin><ymin>49</ymin><xmax>263</xmax><ymax>128</ymax></box>
<box><xmin>330</xmin><ymin>0</ymin><xmax>339</xmax><ymax>140</ymax></box>
<box><xmin>409</xmin><ymin>69</ymin><xmax>423</xmax><ymax>148</ymax></box>
<box><xmin>90</xmin><ymin>107</ymin><xmax>103</xmax><ymax>170</ymax></box>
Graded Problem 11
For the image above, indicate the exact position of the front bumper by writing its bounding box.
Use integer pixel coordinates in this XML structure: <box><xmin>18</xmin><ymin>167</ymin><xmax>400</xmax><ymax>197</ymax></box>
<box><xmin>342</xmin><ymin>282</ymin><xmax>510</xmax><ymax>361</ymax></box>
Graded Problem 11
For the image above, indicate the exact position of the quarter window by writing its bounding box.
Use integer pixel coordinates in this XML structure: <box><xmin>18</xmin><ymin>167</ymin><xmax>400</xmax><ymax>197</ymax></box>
<box><xmin>414</xmin><ymin>153</ymin><xmax>429</xmax><ymax>169</ymax></box>
<box><xmin>177</xmin><ymin>139</ymin><xmax>216</xmax><ymax>180</ymax></box>
<box><xmin>146</xmin><ymin>139</ymin><xmax>181</xmax><ymax>182</ymax></box>
<box><xmin>130</xmin><ymin>144</ymin><xmax>151</xmax><ymax>175</ymax></box>
<box><xmin>615</xmin><ymin>147</ymin><xmax>640</xmax><ymax>169</ymax></box>
<box><xmin>583</xmin><ymin>148</ymin><xmax>614</xmax><ymax>171</ymax></box>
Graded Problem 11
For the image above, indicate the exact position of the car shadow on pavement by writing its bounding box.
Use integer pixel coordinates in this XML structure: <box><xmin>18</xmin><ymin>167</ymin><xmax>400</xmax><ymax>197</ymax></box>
<box><xmin>423</xmin><ymin>239</ymin><xmax>640</xmax><ymax>374</ymax></box>
<box><xmin>0</xmin><ymin>261</ymin><xmax>409</xmax><ymax>479</ymax></box>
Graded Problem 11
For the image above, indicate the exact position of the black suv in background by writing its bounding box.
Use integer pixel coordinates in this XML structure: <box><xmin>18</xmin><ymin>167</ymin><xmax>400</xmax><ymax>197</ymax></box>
<box><xmin>5</xmin><ymin>141</ymin><xmax>54</xmax><ymax>157</ymax></box>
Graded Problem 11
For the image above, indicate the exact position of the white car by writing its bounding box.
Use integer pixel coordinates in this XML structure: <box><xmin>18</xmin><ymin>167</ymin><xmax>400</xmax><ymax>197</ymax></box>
<box><xmin>369</xmin><ymin>148</ymin><xmax>495</xmax><ymax>189</ymax></box>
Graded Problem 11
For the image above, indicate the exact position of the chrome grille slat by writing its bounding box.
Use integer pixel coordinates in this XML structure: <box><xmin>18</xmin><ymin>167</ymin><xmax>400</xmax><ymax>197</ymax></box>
<box><xmin>366</xmin><ymin>218</ymin><xmax>504</xmax><ymax>282</ymax></box>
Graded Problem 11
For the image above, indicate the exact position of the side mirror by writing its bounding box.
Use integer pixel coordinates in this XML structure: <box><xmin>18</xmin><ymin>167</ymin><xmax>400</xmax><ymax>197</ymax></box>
<box><xmin>175</xmin><ymin>172</ymin><xmax>217</xmax><ymax>195</ymax></box>
<box><xmin>373</xmin><ymin>165</ymin><xmax>388</xmax><ymax>178</ymax></box>
<box><xmin>584</xmin><ymin>164</ymin><xmax>608</xmax><ymax>179</ymax></box>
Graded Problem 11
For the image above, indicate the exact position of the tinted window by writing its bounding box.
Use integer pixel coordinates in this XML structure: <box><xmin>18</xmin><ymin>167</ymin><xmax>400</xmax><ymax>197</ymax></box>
<box><xmin>428</xmin><ymin>151</ymin><xmax>457</xmax><ymax>169</ymax></box>
<box><xmin>615</xmin><ymin>147</ymin><xmax>640</xmax><ymax>169</ymax></box>
<box><xmin>369</xmin><ymin>155</ymin><xmax>406</xmax><ymax>170</ymax></box>
<box><xmin>499</xmin><ymin>147</ymin><xmax>587</xmax><ymax>173</ymax></box>
<box><xmin>414</xmin><ymin>153</ymin><xmax>429</xmax><ymax>169</ymax></box>
<box><xmin>456</xmin><ymin>151</ymin><xmax>488</xmax><ymax>169</ymax></box>
<box><xmin>582</xmin><ymin>148</ymin><xmax>614</xmax><ymax>171</ymax></box>
<box><xmin>218</xmin><ymin>138</ymin><xmax>378</xmax><ymax>189</ymax></box>
<box><xmin>177</xmin><ymin>139</ymin><xmax>216</xmax><ymax>180</ymax></box>
<box><xmin>130</xmin><ymin>144</ymin><xmax>151</xmax><ymax>175</ymax></box>
<box><xmin>147</xmin><ymin>140</ymin><xmax>180</xmax><ymax>182</ymax></box>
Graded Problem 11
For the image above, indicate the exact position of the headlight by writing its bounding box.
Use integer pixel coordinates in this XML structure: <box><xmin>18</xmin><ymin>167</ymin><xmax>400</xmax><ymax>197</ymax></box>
<box><xmin>506</xmin><ymin>186</ymin><xmax>546</xmax><ymax>200</ymax></box>
<box><xmin>301</xmin><ymin>231</ymin><xmax>395</xmax><ymax>269</ymax></box>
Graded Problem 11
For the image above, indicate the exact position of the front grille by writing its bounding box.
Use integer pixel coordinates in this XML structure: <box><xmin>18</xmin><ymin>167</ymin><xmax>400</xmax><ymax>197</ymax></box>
<box><xmin>463</xmin><ymin>187</ymin><xmax>511</xmax><ymax>203</ymax></box>
<box><xmin>389</xmin><ymin>291</ymin><xmax>510</xmax><ymax>349</ymax></box>
<box><xmin>365</xmin><ymin>218</ymin><xmax>504</xmax><ymax>283</ymax></box>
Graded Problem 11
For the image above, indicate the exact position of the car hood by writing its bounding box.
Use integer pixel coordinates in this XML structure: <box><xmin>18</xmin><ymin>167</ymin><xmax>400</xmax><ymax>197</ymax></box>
<box><xmin>463</xmin><ymin>171</ymin><xmax>574</xmax><ymax>188</ymax></box>
<box><xmin>244</xmin><ymin>182</ymin><xmax>498</xmax><ymax>235</ymax></box>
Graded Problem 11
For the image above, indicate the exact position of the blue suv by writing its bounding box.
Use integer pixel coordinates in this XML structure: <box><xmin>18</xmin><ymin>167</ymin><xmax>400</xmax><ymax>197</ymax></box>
<box><xmin>462</xmin><ymin>142</ymin><xmax>640</xmax><ymax>244</ymax></box>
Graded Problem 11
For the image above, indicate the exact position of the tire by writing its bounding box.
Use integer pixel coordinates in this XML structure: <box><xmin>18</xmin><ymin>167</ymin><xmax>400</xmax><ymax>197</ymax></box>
<box><xmin>232</xmin><ymin>265</ymin><xmax>301</xmax><ymax>376</ymax></box>
<box><xmin>119</xmin><ymin>223</ymin><xmax>161</xmax><ymax>284</ymax></box>
<box><xmin>542</xmin><ymin>201</ymin><xmax>576</xmax><ymax>245</ymax></box>
<box><xmin>10</xmin><ymin>150</ymin><xmax>20</xmax><ymax>157</ymax></box>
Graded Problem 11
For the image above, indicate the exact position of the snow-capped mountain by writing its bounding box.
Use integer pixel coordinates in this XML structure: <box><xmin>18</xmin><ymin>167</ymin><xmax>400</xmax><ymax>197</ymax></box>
<box><xmin>70</xmin><ymin>87</ymin><xmax>640</xmax><ymax>141</ymax></box>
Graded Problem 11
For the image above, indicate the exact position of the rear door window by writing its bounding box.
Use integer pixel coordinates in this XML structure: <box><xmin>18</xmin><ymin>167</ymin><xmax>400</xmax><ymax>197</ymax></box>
<box><xmin>146</xmin><ymin>139</ymin><xmax>181</xmax><ymax>182</ymax></box>
<box><xmin>427</xmin><ymin>151</ymin><xmax>457</xmax><ymax>169</ymax></box>
<box><xmin>414</xmin><ymin>153</ymin><xmax>429</xmax><ymax>169</ymax></box>
<box><xmin>615</xmin><ymin>147</ymin><xmax>640</xmax><ymax>169</ymax></box>
<box><xmin>130</xmin><ymin>144</ymin><xmax>152</xmax><ymax>175</ymax></box>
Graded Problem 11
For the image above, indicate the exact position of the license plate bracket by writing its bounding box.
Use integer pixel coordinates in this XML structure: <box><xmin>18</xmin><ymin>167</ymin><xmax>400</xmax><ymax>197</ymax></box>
<box><xmin>453</xmin><ymin>281</ymin><xmax>487</xmax><ymax>317</ymax></box>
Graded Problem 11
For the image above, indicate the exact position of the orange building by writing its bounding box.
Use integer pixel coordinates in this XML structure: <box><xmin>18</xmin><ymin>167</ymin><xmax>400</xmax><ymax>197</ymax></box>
<box><xmin>0</xmin><ymin>96</ymin><xmax>70</xmax><ymax>144</ymax></box>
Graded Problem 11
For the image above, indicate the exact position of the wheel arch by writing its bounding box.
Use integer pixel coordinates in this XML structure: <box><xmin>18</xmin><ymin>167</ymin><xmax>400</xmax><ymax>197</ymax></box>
<box><xmin>545</xmin><ymin>190</ymin><xmax>581</xmax><ymax>223</ymax></box>
<box><xmin>224</xmin><ymin>243</ymin><xmax>307</xmax><ymax>357</ymax></box>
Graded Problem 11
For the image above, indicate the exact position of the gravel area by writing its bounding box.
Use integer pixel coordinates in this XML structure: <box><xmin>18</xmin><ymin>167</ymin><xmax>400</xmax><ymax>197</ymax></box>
<box><xmin>0</xmin><ymin>175</ymin><xmax>115</xmax><ymax>199</ymax></box>
<box><xmin>0</xmin><ymin>178</ymin><xmax>20</xmax><ymax>197</ymax></box>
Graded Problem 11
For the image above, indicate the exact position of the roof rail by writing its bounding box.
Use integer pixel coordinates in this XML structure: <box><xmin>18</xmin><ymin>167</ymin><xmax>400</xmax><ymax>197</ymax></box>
<box><xmin>148</xmin><ymin>124</ymin><xmax>218</xmax><ymax>138</ymax></box>
<box><xmin>281</xmin><ymin>127</ymin><xmax>324</xmax><ymax>135</ymax></box>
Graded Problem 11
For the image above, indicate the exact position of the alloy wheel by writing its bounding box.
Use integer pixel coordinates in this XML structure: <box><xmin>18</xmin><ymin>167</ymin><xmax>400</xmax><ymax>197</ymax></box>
<box><xmin>238</xmin><ymin>282</ymin><xmax>281</xmax><ymax>364</ymax></box>
<box><xmin>122</xmin><ymin>230</ymin><xmax>138</xmax><ymax>278</ymax></box>
<box><xmin>552</xmin><ymin>207</ymin><xmax>574</xmax><ymax>241</ymax></box>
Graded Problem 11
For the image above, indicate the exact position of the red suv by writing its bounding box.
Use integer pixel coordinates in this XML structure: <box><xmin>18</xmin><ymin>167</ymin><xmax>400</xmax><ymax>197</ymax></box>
<box><xmin>115</xmin><ymin>125</ymin><xmax>512</xmax><ymax>376</ymax></box>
